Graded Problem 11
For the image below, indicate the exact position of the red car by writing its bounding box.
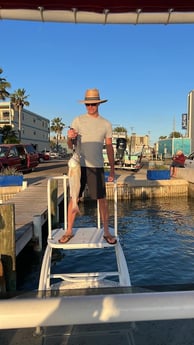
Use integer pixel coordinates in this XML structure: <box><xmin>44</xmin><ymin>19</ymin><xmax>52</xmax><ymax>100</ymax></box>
<box><xmin>38</xmin><ymin>151</ymin><xmax>50</xmax><ymax>162</ymax></box>
<box><xmin>0</xmin><ymin>144</ymin><xmax>39</xmax><ymax>172</ymax></box>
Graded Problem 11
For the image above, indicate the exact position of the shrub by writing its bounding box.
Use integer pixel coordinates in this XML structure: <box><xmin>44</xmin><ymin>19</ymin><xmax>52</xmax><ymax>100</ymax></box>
<box><xmin>0</xmin><ymin>167</ymin><xmax>23</xmax><ymax>176</ymax></box>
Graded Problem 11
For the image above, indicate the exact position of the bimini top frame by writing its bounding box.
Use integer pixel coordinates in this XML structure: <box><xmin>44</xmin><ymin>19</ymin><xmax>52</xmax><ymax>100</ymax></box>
<box><xmin>1</xmin><ymin>1</ymin><xmax>194</xmax><ymax>24</ymax></box>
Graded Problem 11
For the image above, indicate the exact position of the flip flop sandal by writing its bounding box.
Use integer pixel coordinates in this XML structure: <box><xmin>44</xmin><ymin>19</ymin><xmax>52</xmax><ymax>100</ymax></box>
<box><xmin>103</xmin><ymin>236</ymin><xmax>117</xmax><ymax>245</ymax></box>
<box><xmin>58</xmin><ymin>234</ymin><xmax>74</xmax><ymax>244</ymax></box>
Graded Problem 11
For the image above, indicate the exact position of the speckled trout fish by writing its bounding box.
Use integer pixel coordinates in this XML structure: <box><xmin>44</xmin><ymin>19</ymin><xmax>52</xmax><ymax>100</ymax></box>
<box><xmin>68</xmin><ymin>152</ymin><xmax>81</xmax><ymax>214</ymax></box>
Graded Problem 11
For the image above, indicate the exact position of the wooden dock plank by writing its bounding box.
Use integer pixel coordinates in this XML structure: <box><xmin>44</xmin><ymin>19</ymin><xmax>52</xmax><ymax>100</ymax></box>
<box><xmin>3</xmin><ymin>177</ymin><xmax>65</xmax><ymax>256</ymax></box>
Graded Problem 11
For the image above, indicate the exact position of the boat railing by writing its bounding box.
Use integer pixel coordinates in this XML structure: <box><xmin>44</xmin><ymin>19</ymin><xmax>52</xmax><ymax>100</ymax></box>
<box><xmin>0</xmin><ymin>290</ymin><xmax>194</xmax><ymax>329</ymax></box>
<box><xmin>47</xmin><ymin>175</ymin><xmax>68</xmax><ymax>239</ymax></box>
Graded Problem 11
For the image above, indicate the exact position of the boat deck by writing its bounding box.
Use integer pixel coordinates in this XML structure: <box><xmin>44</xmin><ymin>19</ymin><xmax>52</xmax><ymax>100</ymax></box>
<box><xmin>48</xmin><ymin>226</ymin><xmax>117</xmax><ymax>249</ymax></box>
<box><xmin>1</xmin><ymin>317</ymin><xmax>194</xmax><ymax>345</ymax></box>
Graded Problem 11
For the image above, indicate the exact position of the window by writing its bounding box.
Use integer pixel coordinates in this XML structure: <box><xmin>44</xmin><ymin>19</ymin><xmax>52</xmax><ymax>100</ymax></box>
<box><xmin>25</xmin><ymin>145</ymin><xmax>36</xmax><ymax>154</ymax></box>
<box><xmin>9</xmin><ymin>148</ymin><xmax>18</xmax><ymax>157</ymax></box>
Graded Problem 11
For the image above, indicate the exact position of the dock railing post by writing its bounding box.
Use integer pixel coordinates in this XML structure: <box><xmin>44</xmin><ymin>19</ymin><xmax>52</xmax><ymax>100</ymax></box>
<box><xmin>0</xmin><ymin>203</ymin><xmax>16</xmax><ymax>291</ymax></box>
<box><xmin>50</xmin><ymin>179</ymin><xmax>58</xmax><ymax>228</ymax></box>
<box><xmin>114</xmin><ymin>180</ymin><xmax>118</xmax><ymax>237</ymax></box>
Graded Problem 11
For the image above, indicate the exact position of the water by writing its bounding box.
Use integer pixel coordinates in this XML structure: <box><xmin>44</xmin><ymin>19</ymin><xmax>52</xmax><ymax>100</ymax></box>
<box><xmin>117</xmin><ymin>198</ymin><xmax>194</xmax><ymax>287</ymax></box>
<box><xmin>17</xmin><ymin>197</ymin><xmax>194</xmax><ymax>291</ymax></box>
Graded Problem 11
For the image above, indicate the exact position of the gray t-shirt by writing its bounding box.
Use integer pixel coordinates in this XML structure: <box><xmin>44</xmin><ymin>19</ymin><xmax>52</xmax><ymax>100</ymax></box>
<box><xmin>71</xmin><ymin>113</ymin><xmax>112</xmax><ymax>167</ymax></box>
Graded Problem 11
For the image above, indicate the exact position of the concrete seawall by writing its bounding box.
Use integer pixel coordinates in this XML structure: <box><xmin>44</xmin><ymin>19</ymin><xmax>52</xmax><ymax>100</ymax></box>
<box><xmin>104</xmin><ymin>167</ymin><xmax>189</xmax><ymax>200</ymax></box>
<box><xmin>175</xmin><ymin>167</ymin><xmax>194</xmax><ymax>198</ymax></box>
<box><xmin>106</xmin><ymin>179</ymin><xmax>188</xmax><ymax>200</ymax></box>
<box><xmin>176</xmin><ymin>167</ymin><xmax>194</xmax><ymax>183</ymax></box>
<box><xmin>0</xmin><ymin>181</ymin><xmax>27</xmax><ymax>202</ymax></box>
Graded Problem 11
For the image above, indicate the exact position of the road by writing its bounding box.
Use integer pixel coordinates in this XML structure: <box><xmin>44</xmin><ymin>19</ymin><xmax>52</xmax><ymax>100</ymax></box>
<box><xmin>23</xmin><ymin>158</ymin><xmax>69</xmax><ymax>185</ymax></box>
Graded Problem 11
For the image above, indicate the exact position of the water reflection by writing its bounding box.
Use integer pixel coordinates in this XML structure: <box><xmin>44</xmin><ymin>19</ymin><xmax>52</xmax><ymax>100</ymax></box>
<box><xmin>129</xmin><ymin>199</ymin><xmax>194</xmax><ymax>286</ymax></box>
<box><xmin>17</xmin><ymin>197</ymin><xmax>194</xmax><ymax>290</ymax></box>
<box><xmin>75</xmin><ymin>197</ymin><xmax>194</xmax><ymax>287</ymax></box>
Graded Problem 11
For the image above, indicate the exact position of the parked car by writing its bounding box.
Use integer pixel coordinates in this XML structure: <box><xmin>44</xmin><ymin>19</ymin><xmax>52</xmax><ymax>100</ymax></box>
<box><xmin>41</xmin><ymin>150</ymin><xmax>52</xmax><ymax>159</ymax></box>
<box><xmin>50</xmin><ymin>151</ymin><xmax>59</xmax><ymax>158</ymax></box>
<box><xmin>184</xmin><ymin>151</ymin><xmax>194</xmax><ymax>168</ymax></box>
<box><xmin>38</xmin><ymin>151</ymin><xmax>50</xmax><ymax>162</ymax></box>
<box><xmin>41</xmin><ymin>150</ymin><xmax>59</xmax><ymax>159</ymax></box>
<box><xmin>0</xmin><ymin>144</ymin><xmax>39</xmax><ymax>172</ymax></box>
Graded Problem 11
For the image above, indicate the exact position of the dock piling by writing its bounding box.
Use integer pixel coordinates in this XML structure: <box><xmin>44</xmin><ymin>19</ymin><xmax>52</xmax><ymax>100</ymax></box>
<box><xmin>33</xmin><ymin>215</ymin><xmax>42</xmax><ymax>252</ymax></box>
<box><xmin>0</xmin><ymin>203</ymin><xmax>16</xmax><ymax>291</ymax></box>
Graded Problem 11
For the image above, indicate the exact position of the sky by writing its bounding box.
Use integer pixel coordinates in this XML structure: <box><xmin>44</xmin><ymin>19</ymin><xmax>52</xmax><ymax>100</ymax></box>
<box><xmin>1</xmin><ymin>20</ymin><xmax>194</xmax><ymax>143</ymax></box>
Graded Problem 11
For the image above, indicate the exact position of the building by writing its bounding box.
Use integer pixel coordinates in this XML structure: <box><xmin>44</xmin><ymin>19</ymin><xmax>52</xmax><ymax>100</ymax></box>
<box><xmin>128</xmin><ymin>133</ymin><xmax>149</xmax><ymax>154</ymax></box>
<box><xmin>0</xmin><ymin>102</ymin><xmax>50</xmax><ymax>151</ymax></box>
<box><xmin>157</xmin><ymin>90</ymin><xmax>194</xmax><ymax>158</ymax></box>
<box><xmin>158</xmin><ymin>138</ymin><xmax>191</xmax><ymax>159</ymax></box>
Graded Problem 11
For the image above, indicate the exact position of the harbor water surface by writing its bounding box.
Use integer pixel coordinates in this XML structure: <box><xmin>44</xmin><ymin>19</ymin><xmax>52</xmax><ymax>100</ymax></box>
<box><xmin>17</xmin><ymin>197</ymin><xmax>194</xmax><ymax>291</ymax></box>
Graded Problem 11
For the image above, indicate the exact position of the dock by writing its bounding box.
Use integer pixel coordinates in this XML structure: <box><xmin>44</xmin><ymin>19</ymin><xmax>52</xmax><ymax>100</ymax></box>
<box><xmin>9</xmin><ymin>179</ymin><xmax>65</xmax><ymax>256</ymax></box>
<box><xmin>1</xmin><ymin>161</ymin><xmax>69</xmax><ymax>256</ymax></box>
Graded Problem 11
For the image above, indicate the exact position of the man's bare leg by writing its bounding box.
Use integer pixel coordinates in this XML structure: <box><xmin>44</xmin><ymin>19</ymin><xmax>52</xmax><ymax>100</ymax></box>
<box><xmin>58</xmin><ymin>199</ymin><xmax>77</xmax><ymax>243</ymax></box>
<box><xmin>99</xmin><ymin>198</ymin><xmax>117</xmax><ymax>244</ymax></box>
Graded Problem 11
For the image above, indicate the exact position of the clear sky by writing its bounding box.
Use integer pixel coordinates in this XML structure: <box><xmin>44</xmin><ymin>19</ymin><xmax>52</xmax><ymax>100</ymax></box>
<box><xmin>1</xmin><ymin>20</ymin><xmax>194</xmax><ymax>143</ymax></box>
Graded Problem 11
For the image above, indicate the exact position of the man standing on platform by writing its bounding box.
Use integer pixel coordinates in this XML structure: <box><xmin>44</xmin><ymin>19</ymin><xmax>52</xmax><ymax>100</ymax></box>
<box><xmin>59</xmin><ymin>88</ymin><xmax>117</xmax><ymax>245</ymax></box>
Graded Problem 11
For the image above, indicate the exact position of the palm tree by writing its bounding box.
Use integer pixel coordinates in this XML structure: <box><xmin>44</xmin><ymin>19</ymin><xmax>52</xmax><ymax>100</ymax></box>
<box><xmin>0</xmin><ymin>125</ymin><xmax>19</xmax><ymax>143</ymax></box>
<box><xmin>50</xmin><ymin>117</ymin><xmax>66</xmax><ymax>151</ymax></box>
<box><xmin>0</xmin><ymin>68</ymin><xmax>11</xmax><ymax>100</ymax></box>
<box><xmin>169</xmin><ymin>131</ymin><xmax>183</xmax><ymax>138</ymax></box>
<box><xmin>10</xmin><ymin>88</ymin><xmax>30</xmax><ymax>142</ymax></box>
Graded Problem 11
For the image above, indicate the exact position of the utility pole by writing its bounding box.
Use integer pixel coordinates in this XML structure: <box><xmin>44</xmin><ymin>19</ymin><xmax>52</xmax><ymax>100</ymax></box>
<box><xmin>130</xmin><ymin>127</ymin><xmax>134</xmax><ymax>167</ymax></box>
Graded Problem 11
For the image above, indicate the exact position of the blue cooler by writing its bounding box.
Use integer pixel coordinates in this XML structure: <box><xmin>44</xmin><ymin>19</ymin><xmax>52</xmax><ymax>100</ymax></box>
<box><xmin>104</xmin><ymin>171</ymin><xmax>109</xmax><ymax>182</ymax></box>
<box><xmin>147</xmin><ymin>170</ymin><xmax>170</xmax><ymax>180</ymax></box>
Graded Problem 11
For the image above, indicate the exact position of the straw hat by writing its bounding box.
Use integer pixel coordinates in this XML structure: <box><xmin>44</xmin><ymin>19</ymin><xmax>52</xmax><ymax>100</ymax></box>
<box><xmin>79</xmin><ymin>88</ymin><xmax>107</xmax><ymax>104</ymax></box>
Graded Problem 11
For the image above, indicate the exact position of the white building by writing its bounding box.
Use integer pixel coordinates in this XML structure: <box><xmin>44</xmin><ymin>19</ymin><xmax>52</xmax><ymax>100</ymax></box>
<box><xmin>0</xmin><ymin>102</ymin><xmax>50</xmax><ymax>151</ymax></box>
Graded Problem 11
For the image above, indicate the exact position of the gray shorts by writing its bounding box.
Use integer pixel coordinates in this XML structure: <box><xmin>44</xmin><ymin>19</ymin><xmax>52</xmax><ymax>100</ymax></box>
<box><xmin>79</xmin><ymin>167</ymin><xmax>106</xmax><ymax>200</ymax></box>
<box><xmin>171</xmin><ymin>162</ymin><xmax>184</xmax><ymax>168</ymax></box>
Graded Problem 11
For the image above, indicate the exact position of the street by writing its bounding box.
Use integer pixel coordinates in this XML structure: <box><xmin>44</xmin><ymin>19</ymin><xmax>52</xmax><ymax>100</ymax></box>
<box><xmin>23</xmin><ymin>159</ymin><xmax>69</xmax><ymax>185</ymax></box>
